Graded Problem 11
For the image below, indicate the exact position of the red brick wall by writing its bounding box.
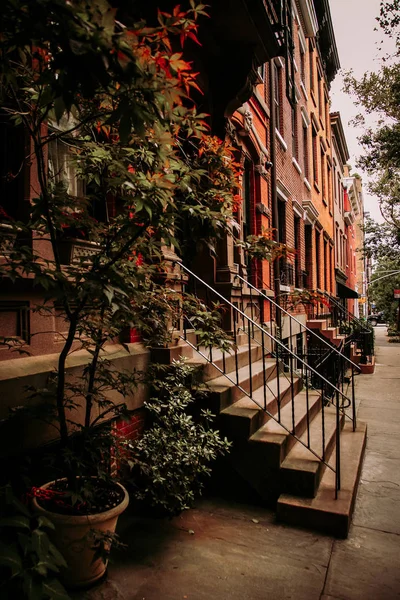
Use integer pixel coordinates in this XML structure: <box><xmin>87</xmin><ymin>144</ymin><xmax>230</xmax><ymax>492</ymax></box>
<box><xmin>112</xmin><ymin>407</ymin><xmax>146</xmax><ymax>475</ymax></box>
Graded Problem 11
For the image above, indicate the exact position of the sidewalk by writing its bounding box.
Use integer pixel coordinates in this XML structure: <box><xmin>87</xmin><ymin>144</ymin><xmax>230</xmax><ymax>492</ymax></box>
<box><xmin>78</xmin><ymin>326</ymin><xmax>400</xmax><ymax>600</ymax></box>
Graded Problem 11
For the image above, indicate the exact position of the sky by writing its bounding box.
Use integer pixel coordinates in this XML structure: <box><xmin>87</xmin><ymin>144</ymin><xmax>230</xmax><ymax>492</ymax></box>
<box><xmin>329</xmin><ymin>0</ymin><xmax>396</xmax><ymax>223</ymax></box>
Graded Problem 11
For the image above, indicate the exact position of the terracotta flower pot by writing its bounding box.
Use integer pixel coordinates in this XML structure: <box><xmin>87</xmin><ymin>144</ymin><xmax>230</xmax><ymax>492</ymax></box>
<box><xmin>32</xmin><ymin>481</ymin><xmax>129</xmax><ymax>589</ymax></box>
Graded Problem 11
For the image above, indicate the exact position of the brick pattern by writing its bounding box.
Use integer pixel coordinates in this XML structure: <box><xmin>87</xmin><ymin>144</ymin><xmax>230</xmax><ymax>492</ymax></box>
<box><xmin>112</xmin><ymin>408</ymin><xmax>146</xmax><ymax>475</ymax></box>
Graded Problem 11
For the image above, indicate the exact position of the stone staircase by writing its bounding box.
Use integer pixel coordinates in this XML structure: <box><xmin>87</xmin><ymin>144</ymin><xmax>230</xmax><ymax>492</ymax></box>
<box><xmin>307</xmin><ymin>318</ymin><xmax>347</xmax><ymax>348</ymax></box>
<box><xmin>185</xmin><ymin>335</ymin><xmax>367</xmax><ymax>538</ymax></box>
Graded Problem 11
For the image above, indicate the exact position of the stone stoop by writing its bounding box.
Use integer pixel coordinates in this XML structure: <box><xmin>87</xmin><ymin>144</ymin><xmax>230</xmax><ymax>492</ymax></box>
<box><xmin>277</xmin><ymin>421</ymin><xmax>367</xmax><ymax>538</ymax></box>
<box><xmin>185</xmin><ymin>338</ymin><xmax>366</xmax><ymax>538</ymax></box>
<box><xmin>307</xmin><ymin>320</ymin><xmax>347</xmax><ymax>348</ymax></box>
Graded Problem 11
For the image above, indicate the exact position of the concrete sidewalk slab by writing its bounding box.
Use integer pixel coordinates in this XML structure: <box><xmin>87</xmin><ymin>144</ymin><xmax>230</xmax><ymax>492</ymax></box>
<box><xmin>324</xmin><ymin>526</ymin><xmax>400</xmax><ymax>600</ymax></box>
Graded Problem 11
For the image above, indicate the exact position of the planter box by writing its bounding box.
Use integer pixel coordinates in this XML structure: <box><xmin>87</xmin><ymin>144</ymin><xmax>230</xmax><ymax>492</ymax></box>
<box><xmin>359</xmin><ymin>355</ymin><xmax>375</xmax><ymax>374</ymax></box>
<box><xmin>56</xmin><ymin>238</ymin><xmax>100</xmax><ymax>265</ymax></box>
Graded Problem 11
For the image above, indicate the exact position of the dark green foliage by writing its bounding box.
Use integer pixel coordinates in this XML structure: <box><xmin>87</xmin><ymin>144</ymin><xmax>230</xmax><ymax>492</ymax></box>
<box><xmin>126</xmin><ymin>360</ymin><xmax>231</xmax><ymax>515</ymax></box>
<box><xmin>0</xmin><ymin>484</ymin><xmax>70</xmax><ymax>600</ymax></box>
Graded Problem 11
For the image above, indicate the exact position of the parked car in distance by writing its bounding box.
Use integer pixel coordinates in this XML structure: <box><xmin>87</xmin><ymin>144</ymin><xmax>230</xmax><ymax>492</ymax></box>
<box><xmin>367</xmin><ymin>311</ymin><xmax>387</xmax><ymax>326</ymax></box>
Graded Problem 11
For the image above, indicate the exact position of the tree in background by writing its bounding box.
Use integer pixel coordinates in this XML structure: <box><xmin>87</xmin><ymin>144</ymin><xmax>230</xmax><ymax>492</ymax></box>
<box><xmin>368</xmin><ymin>257</ymin><xmax>400</xmax><ymax>327</ymax></box>
<box><xmin>344</xmin><ymin>1</ymin><xmax>400</xmax><ymax>261</ymax></box>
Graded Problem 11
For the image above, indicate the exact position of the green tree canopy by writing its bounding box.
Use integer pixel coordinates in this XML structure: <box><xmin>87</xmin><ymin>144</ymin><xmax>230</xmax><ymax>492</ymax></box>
<box><xmin>344</xmin><ymin>1</ymin><xmax>400</xmax><ymax>257</ymax></box>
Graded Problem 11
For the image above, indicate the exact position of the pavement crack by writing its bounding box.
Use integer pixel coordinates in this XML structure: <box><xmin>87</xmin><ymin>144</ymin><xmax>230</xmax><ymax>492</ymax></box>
<box><xmin>361</xmin><ymin>478</ymin><xmax>400</xmax><ymax>488</ymax></box>
<box><xmin>319</xmin><ymin>538</ymin><xmax>335</xmax><ymax>599</ymax></box>
<box><xmin>356</xmin><ymin>524</ymin><xmax>400</xmax><ymax>537</ymax></box>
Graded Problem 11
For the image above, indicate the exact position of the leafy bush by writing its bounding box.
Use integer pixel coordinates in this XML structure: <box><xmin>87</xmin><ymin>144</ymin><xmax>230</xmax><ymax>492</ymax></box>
<box><xmin>126</xmin><ymin>360</ymin><xmax>231</xmax><ymax>515</ymax></box>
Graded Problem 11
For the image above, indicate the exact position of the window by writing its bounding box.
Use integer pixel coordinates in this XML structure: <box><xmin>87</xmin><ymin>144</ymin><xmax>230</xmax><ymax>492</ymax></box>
<box><xmin>242</xmin><ymin>159</ymin><xmax>254</xmax><ymax>279</ymax></box>
<box><xmin>303</xmin><ymin>124</ymin><xmax>309</xmax><ymax>180</ymax></box>
<box><xmin>48</xmin><ymin>137</ymin><xmax>85</xmax><ymax>198</ymax></box>
<box><xmin>300</xmin><ymin>45</ymin><xmax>306</xmax><ymax>86</ymax></box>
<box><xmin>283</xmin><ymin>3</ymin><xmax>296</xmax><ymax>105</ymax></box>
<box><xmin>324</xmin><ymin>238</ymin><xmax>328</xmax><ymax>291</ymax></box>
<box><xmin>258</xmin><ymin>63</ymin><xmax>266</xmax><ymax>81</ymax></box>
<box><xmin>320</xmin><ymin>145</ymin><xmax>326</xmax><ymax>200</ymax></box>
<box><xmin>327</xmin><ymin>162</ymin><xmax>332</xmax><ymax>212</ymax></box>
<box><xmin>294</xmin><ymin>216</ymin><xmax>301</xmax><ymax>288</ymax></box>
<box><xmin>325</xmin><ymin>95</ymin><xmax>330</xmax><ymax>131</ymax></box>
<box><xmin>292</xmin><ymin>106</ymin><xmax>298</xmax><ymax>160</ymax></box>
<box><xmin>338</xmin><ymin>174</ymin><xmax>342</xmax><ymax>212</ymax></box>
<box><xmin>312</xmin><ymin>126</ymin><xmax>319</xmax><ymax>185</ymax></box>
<box><xmin>333</xmin><ymin>165</ymin><xmax>337</xmax><ymax>203</ymax></box>
<box><xmin>335</xmin><ymin>226</ymin><xmax>339</xmax><ymax>267</ymax></box>
<box><xmin>309</xmin><ymin>40</ymin><xmax>314</xmax><ymax>92</ymax></box>
<box><xmin>317</xmin><ymin>70</ymin><xmax>322</xmax><ymax>117</ymax></box>
<box><xmin>315</xmin><ymin>229</ymin><xmax>321</xmax><ymax>289</ymax></box>
<box><xmin>305</xmin><ymin>224</ymin><xmax>313</xmax><ymax>289</ymax></box>
<box><xmin>0</xmin><ymin>115</ymin><xmax>25</xmax><ymax>221</ymax></box>
<box><xmin>273</xmin><ymin>63</ymin><xmax>282</xmax><ymax>133</ymax></box>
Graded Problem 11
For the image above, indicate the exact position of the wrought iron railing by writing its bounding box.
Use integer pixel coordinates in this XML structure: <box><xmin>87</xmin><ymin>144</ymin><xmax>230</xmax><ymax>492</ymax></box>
<box><xmin>311</xmin><ymin>293</ymin><xmax>374</xmax><ymax>363</ymax></box>
<box><xmin>233</xmin><ymin>273</ymin><xmax>360</xmax><ymax>403</ymax></box>
<box><xmin>176</xmin><ymin>262</ymin><xmax>360</xmax><ymax>500</ymax></box>
<box><xmin>308</xmin><ymin>292</ymin><xmax>374</xmax><ymax>362</ymax></box>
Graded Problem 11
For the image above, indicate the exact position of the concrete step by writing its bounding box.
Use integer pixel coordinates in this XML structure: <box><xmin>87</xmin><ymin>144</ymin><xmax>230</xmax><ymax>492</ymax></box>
<box><xmin>204</xmin><ymin>358</ymin><xmax>277</xmax><ymax>411</ymax></box>
<box><xmin>307</xmin><ymin>319</ymin><xmax>328</xmax><ymax>331</ymax></box>
<box><xmin>279</xmin><ymin>406</ymin><xmax>345</xmax><ymax>498</ymax></box>
<box><xmin>187</xmin><ymin>343</ymin><xmax>264</xmax><ymax>382</ymax></box>
<box><xmin>277</xmin><ymin>421</ymin><xmax>367</xmax><ymax>538</ymax></box>
<box><xmin>220</xmin><ymin>375</ymin><xmax>303</xmax><ymax>441</ymax></box>
<box><xmin>248</xmin><ymin>390</ymin><xmax>321</xmax><ymax>468</ymax></box>
<box><xmin>324</xmin><ymin>326</ymin><xmax>338</xmax><ymax>339</ymax></box>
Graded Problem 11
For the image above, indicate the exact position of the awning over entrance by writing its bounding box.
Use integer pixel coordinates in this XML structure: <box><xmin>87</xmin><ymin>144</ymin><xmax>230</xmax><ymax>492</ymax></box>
<box><xmin>337</xmin><ymin>282</ymin><xmax>359</xmax><ymax>299</ymax></box>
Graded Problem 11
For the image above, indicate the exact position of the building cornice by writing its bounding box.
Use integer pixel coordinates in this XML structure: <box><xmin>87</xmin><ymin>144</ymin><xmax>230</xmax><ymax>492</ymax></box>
<box><xmin>295</xmin><ymin>0</ymin><xmax>318</xmax><ymax>37</ymax></box>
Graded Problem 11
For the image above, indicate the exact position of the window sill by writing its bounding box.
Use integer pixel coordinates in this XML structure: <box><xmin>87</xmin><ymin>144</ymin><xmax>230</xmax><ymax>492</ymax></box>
<box><xmin>280</xmin><ymin>284</ymin><xmax>291</xmax><ymax>293</ymax></box>
<box><xmin>310</xmin><ymin>90</ymin><xmax>317</xmax><ymax>108</ymax></box>
<box><xmin>322</xmin><ymin>197</ymin><xmax>328</xmax><ymax>206</ymax></box>
<box><xmin>300</xmin><ymin>81</ymin><xmax>308</xmax><ymax>100</ymax></box>
<box><xmin>304</xmin><ymin>178</ymin><xmax>311</xmax><ymax>191</ymax></box>
<box><xmin>275</xmin><ymin>129</ymin><xmax>288</xmax><ymax>151</ymax></box>
<box><xmin>292</xmin><ymin>157</ymin><xmax>302</xmax><ymax>175</ymax></box>
<box><xmin>314</xmin><ymin>181</ymin><xmax>320</xmax><ymax>193</ymax></box>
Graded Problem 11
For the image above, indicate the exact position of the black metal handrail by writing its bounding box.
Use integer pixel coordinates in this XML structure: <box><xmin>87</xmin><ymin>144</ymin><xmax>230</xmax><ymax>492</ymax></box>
<box><xmin>176</xmin><ymin>262</ymin><xmax>360</xmax><ymax>499</ymax></box>
<box><xmin>234</xmin><ymin>272</ymin><xmax>360</xmax><ymax>373</ymax></box>
<box><xmin>322</xmin><ymin>293</ymin><xmax>374</xmax><ymax>362</ymax></box>
<box><xmin>324</xmin><ymin>293</ymin><xmax>371</xmax><ymax>333</ymax></box>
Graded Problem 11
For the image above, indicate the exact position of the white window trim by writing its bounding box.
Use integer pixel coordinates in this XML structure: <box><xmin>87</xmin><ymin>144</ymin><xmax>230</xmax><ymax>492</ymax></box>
<box><xmin>292</xmin><ymin>157</ymin><xmax>302</xmax><ymax>174</ymax></box>
<box><xmin>275</xmin><ymin>128</ymin><xmax>288</xmax><ymax>151</ymax></box>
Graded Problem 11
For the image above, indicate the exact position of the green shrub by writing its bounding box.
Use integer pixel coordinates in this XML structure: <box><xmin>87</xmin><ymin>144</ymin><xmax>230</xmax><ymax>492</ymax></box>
<box><xmin>126</xmin><ymin>360</ymin><xmax>231</xmax><ymax>516</ymax></box>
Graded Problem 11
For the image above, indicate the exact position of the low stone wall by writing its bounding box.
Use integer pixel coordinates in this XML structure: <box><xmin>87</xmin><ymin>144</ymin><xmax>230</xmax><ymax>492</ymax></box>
<box><xmin>0</xmin><ymin>343</ymin><xmax>150</xmax><ymax>458</ymax></box>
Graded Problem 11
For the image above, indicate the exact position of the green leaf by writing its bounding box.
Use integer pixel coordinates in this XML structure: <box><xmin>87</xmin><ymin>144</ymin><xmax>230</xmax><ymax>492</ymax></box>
<box><xmin>32</xmin><ymin>530</ymin><xmax>49</xmax><ymax>560</ymax></box>
<box><xmin>22</xmin><ymin>576</ymin><xmax>43</xmax><ymax>600</ymax></box>
<box><xmin>42</xmin><ymin>578</ymin><xmax>71</xmax><ymax>600</ymax></box>
<box><xmin>37</xmin><ymin>516</ymin><xmax>55</xmax><ymax>531</ymax></box>
<box><xmin>0</xmin><ymin>541</ymin><xmax>22</xmax><ymax>573</ymax></box>
<box><xmin>0</xmin><ymin>515</ymin><xmax>30</xmax><ymax>529</ymax></box>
